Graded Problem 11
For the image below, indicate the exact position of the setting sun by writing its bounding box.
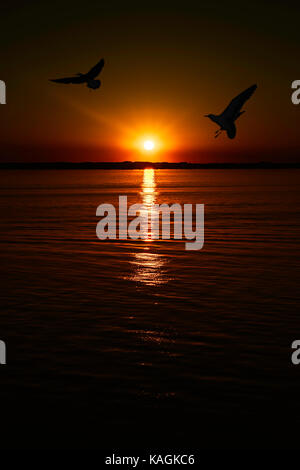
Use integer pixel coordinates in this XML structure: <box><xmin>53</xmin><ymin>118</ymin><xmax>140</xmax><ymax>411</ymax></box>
<box><xmin>143</xmin><ymin>140</ymin><xmax>155</xmax><ymax>151</ymax></box>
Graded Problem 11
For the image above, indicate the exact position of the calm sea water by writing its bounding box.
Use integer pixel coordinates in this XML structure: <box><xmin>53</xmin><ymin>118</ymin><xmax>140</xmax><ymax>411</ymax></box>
<box><xmin>0</xmin><ymin>169</ymin><xmax>300</xmax><ymax>449</ymax></box>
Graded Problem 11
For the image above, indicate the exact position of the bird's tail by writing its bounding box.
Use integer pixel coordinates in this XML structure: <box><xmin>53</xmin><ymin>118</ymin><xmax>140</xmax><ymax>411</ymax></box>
<box><xmin>226</xmin><ymin>123</ymin><xmax>236</xmax><ymax>139</ymax></box>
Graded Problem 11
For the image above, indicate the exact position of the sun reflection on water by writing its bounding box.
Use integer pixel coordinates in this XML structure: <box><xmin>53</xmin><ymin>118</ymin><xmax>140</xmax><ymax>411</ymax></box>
<box><xmin>128</xmin><ymin>169</ymin><xmax>170</xmax><ymax>286</ymax></box>
<box><xmin>140</xmin><ymin>168</ymin><xmax>157</xmax><ymax>241</ymax></box>
<box><xmin>129</xmin><ymin>251</ymin><xmax>167</xmax><ymax>286</ymax></box>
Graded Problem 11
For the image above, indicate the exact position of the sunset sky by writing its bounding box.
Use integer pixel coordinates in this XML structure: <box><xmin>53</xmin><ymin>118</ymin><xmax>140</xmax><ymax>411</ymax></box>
<box><xmin>1</xmin><ymin>0</ymin><xmax>300</xmax><ymax>162</ymax></box>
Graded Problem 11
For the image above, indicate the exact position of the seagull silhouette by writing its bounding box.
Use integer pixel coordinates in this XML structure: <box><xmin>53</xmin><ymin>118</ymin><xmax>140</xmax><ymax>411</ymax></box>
<box><xmin>205</xmin><ymin>84</ymin><xmax>257</xmax><ymax>139</ymax></box>
<box><xmin>50</xmin><ymin>58</ymin><xmax>105</xmax><ymax>90</ymax></box>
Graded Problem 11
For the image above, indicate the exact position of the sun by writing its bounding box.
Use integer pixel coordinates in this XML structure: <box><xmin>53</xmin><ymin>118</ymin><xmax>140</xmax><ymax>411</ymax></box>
<box><xmin>143</xmin><ymin>140</ymin><xmax>155</xmax><ymax>151</ymax></box>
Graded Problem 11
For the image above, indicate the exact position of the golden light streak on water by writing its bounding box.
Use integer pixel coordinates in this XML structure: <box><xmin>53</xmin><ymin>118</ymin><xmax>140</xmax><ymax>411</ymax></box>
<box><xmin>129</xmin><ymin>169</ymin><xmax>169</xmax><ymax>286</ymax></box>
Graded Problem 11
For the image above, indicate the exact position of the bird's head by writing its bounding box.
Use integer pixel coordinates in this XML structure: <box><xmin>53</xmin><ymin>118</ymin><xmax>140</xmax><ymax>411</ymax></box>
<box><xmin>87</xmin><ymin>79</ymin><xmax>101</xmax><ymax>89</ymax></box>
<box><xmin>204</xmin><ymin>113</ymin><xmax>218</xmax><ymax>123</ymax></box>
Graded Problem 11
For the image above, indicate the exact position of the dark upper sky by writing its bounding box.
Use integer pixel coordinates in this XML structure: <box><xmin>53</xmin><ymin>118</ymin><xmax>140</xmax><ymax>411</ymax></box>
<box><xmin>1</xmin><ymin>0</ymin><xmax>300</xmax><ymax>161</ymax></box>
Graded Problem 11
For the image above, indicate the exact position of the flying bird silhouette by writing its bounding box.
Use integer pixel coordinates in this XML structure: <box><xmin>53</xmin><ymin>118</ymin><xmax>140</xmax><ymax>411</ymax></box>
<box><xmin>50</xmin><ymin>58</ymin><xmax>105</xmax><ymax>90</ymax></box>
<box><xmin>205</xmin><ymin>84</ymin><xmax>257</xmax><ymax>139</ymax></box>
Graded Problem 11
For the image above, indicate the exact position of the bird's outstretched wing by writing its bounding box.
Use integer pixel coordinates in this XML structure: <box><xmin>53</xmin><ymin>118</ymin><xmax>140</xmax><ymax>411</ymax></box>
<box><xmin>86</xmin><ymin>59</ymin><xmax>105</xmax><ymax>79</ymax></box>
<box><xmin>222</xmin><ymin>84</ymin><xmax>257</xmax><ymax>119</ymax></box>
<box><xmin>50</xmin><ymin>75</ymin><xmax>86</xmax><ymax>84</ymax></box>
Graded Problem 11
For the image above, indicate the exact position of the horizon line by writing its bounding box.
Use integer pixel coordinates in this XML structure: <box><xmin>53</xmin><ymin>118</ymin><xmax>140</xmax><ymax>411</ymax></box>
<box><xmin>1</xmin><ymin>161</ymin><xmax>300</xmax><ymax>170</ymax></box>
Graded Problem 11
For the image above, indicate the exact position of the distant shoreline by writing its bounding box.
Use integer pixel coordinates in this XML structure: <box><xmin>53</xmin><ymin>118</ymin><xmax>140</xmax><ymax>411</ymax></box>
<box><xmin>0</xmin><ymin>162</ymin><xmax>299</xmax><ymax>170</ymax></box>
